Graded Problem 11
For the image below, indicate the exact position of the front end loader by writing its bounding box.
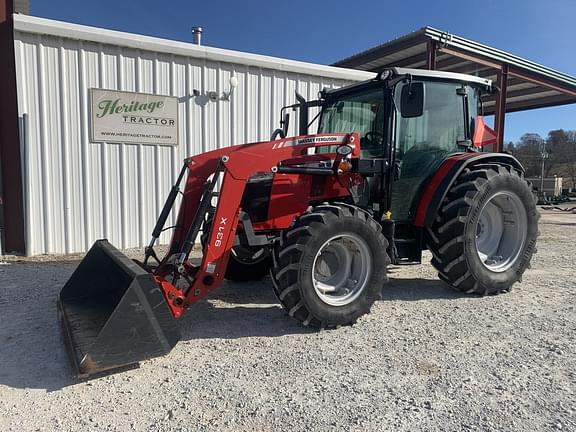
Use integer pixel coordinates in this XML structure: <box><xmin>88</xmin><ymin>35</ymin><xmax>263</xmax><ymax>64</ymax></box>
<box><xmin>59</xmin><ymin>132</ymin><xmax>372</xmax><ymax>376</ymax></box>
<box><xmin>58</xmin><ymin>68</ymin><xmax>539</xmax><ymax>377</ymax></box>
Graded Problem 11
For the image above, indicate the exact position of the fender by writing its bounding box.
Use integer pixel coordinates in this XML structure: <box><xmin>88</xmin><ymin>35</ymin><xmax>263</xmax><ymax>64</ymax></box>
<box><xmin>413</xmin><ymin>152</ymin><xmax>525</xmax><ymax>227</ymax></box>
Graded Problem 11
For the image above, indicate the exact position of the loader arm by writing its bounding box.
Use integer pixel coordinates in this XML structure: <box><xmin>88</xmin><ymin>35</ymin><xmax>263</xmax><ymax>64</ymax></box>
<box><xmin>153</xmin><ymin>132</ymin><xmax>360</xmax><ymax>318</ymax></box>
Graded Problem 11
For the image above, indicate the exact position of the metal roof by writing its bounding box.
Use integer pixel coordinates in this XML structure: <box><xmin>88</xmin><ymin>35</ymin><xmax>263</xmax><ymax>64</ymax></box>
<box><xmin>13</xmin><ymin>15</ymin><xmax>375</xmax><ymax>82</ymax></box>
<box><xmin>333</xmin><ymin>27</ymin><xmax>576</xmax><ymax>115</ymax></box>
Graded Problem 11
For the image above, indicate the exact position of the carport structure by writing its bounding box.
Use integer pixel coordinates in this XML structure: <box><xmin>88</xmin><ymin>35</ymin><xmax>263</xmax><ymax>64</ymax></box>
<box><xmin>333</xmin><ymin>27</ymin><xmax>576</xmax><ymax>151</ymax></box>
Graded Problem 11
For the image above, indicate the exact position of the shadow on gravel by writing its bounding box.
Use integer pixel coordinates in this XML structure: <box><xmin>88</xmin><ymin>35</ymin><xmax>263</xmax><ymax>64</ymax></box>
<box><xmin>540</xmin><ymin>222</ymin><xmax>576</xmax><ymax>226</ymax></box>
<box><xmin>203</xmin><ymin>276</ymin><xmax>279</xmax><ymax>305</ymax></box>
<box><xmin>178</xmin><ymin>277</ymin><xmax>315</xmax><ymax>340</ymax></box>
<box><xmin>179</xmin><ymin>275</ymin><xmax>466</xmax><ymax>340</ymax></box>
<box><xmin>178</xmin><ymin>302</ymin><xmax>314</xmax><ymax>340</ymax></box>
<box><xmin>384</xmin><ymin>277</ymin><xmax>468</xmax><ymax>301</ymax></box>
<box><xmin>0</xmin><ymin>261</ymin><xmax>460</xmax><ymax>391</ymax></box>
<box><xmin>0</xmin><ymin>264</ymin><xmax>308</xmax><ymax>391</ymax></box>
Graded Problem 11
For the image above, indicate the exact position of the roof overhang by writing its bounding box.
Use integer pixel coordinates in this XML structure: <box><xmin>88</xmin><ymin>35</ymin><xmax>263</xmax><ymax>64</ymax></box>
<box><xmin>323</xmin><ymin>67</ymin><xmax>494</xmax><ymax>97</ymax></box>
<box><xmin>391</xmin><ymin>67</ymin><xmax>493</xmax><ymax>87</ymax></box>
<box><xmin>333</xmin><ymin>27</ymin><xmax>576</xmax><ymax>115</ymax></box>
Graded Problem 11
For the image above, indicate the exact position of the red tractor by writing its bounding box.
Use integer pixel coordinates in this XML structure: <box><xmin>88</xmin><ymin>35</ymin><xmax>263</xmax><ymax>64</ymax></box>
<box><xmin>58</xmin><ymin>68</ymin><xmax>539</xmax><ymax>377</ymax></box>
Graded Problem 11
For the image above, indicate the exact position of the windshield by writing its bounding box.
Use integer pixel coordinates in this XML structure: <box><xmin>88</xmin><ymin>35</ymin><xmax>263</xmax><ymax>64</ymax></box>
<box><xmin>318</xmin><ymin>86</ymin><xmax>385</xmax><ymax>157</ymax></box>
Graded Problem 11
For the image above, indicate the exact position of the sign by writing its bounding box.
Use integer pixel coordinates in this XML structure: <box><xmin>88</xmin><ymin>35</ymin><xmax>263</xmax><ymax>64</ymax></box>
<box><xmin>90</xmin><ymin>89</ymin><xmax>178</xmax><ymax>145</ymax></box>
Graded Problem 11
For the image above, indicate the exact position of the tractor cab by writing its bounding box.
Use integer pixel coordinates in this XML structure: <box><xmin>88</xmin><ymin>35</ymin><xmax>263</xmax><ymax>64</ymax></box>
<box><xmin>317</xmin><ymin>68</ymin><xmax>493</xmax><ymax>223</ymax></box>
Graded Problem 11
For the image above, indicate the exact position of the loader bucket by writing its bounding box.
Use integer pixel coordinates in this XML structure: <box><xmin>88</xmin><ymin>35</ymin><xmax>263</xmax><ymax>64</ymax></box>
<box><xmin>57</xmin><ymin>240</ymin><xmax>180</xmax><ymax>377</ymax></box>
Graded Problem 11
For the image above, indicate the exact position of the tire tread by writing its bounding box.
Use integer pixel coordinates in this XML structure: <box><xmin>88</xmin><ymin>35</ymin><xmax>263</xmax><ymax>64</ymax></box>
<box><xmin>427</xmin><ymin>163</ymin><xmax>538</xmax><ymax>295</ymax></box>
<box><xmin>271</xmin><ymin>202</ymin><xmax>389</xmax><ymax>328</ymax></box>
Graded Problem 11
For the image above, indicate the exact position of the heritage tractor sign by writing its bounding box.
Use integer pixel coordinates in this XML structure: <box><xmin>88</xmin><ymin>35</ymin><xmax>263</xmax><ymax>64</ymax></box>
<box><xmin>90</xmin><ymin>89</ymin><xmax>178</xmax><ymax>145</ymax></box>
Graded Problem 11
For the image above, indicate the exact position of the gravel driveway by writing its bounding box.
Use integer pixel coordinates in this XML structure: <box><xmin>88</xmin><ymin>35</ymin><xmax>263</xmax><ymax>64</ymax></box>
<box><xmin>0</xmin><ymin>208</ymin><xmax>574</xmax><ymax>432</ymax></box>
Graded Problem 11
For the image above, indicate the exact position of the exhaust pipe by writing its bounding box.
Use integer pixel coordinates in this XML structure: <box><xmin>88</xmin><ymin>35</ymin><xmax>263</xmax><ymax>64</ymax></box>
<box><xmin>192</xmin><ymin>26</ymin><xmax>203</xmax><ymax>46</ymax></box>
<box><xmin>295</xmin><ymin>91</ymin><xmax>309</xmax><ymax>136</ymax></box>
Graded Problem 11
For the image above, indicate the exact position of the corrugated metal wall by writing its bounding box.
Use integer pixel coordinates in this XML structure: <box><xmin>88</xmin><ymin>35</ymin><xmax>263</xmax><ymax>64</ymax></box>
<box><xmin>13</xmin><ymin>16</ymin><xmax>373</xmax><ymax>255</ymax></box>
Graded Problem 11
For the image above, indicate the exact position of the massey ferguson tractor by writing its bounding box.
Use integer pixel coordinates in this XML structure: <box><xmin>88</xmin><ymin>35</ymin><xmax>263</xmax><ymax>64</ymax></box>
<box><xmin>58</xmin><ymin>68</ymin><xmax>539</xmax><ymax>377</ymax></box>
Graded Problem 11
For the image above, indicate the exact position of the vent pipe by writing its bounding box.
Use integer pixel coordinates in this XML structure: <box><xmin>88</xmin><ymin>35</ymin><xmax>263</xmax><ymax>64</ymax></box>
<box><xmin>191</xmin><ymin>27</ymin><xmax>203</xmax><ymax>46</ymax></box>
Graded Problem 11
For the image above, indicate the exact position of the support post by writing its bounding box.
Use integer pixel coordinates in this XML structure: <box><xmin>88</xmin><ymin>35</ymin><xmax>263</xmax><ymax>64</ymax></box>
<box><xmin>426</xmin><ymin>40</ymin><xmax>437</xmax><ymax>70</ymax></box>
<box><xmin>0</xmin><ymin>0</ymin><xmax>26</xmax><ymax>254</ymax></box>
<box><xmin>494</xmin><ymin>64</ymin><xmax>508</xmax><ymax>153</ymax></box>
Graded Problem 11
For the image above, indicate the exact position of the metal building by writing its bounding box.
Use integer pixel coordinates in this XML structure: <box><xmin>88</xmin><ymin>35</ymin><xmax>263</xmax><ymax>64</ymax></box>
<box><xmin>8</xmin><ymin>15</ymin><xmax>372</xmax><ymax>255</ymax></box>
<box><xmin>3</xmin><ymin>10</ymin><xmax>576</xmax><ymax>256</ymax></box>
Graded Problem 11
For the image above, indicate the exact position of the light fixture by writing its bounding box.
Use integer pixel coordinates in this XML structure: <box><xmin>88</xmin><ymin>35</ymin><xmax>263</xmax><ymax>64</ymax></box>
<box><xmin>193</xmin><ymin>76</ymin><xmax>238</xmax><ymax>103</ymax></box>
<box><xmin>220</xmin><ymin>76</ymin><xmax>238</xmax><ymax>101</ymax></box>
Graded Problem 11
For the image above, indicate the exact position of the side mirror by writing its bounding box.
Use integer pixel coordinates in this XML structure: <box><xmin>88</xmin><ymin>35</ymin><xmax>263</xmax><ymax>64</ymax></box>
<box><xmin>400</xmin><ymin>82</ymin><xmax>425</xmax><ymax>118</ymax></box>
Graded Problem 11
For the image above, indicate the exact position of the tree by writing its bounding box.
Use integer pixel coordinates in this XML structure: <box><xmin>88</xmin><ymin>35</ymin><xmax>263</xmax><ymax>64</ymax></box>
<box><xmin>513</xmin><ymin>133</ymin><xmax>544</xmax><ymax>177</ymax></box>
<box><xmin>546</xmin><ymin>129</ymin><xmax>569</xmax><ymax>177</ymax></box>
<box><xmin>563</xmin><ymin>130</ymin><xmax>576</xmax><ymax>189</ymax></box>
<box><xmin>503</xmin><ymin>141</ymin><xmax>515</xmax><ymax>154</ymax></box>
<box><xmin>510</xmin><ymin>130</ymin><xmax>576</xmax><ymax>191</ymax></box>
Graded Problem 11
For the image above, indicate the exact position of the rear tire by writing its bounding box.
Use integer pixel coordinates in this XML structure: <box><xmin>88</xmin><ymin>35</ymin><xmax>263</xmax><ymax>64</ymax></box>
<box><xmin>427</xmin><ymin>164</ymin><xmax>539</xmax><ymax>295</ymax></box>
<box><xmin>271</xmin><ymin>203</ymin><xmax>390</xmax><ymax>329</ymax></box>
<box><xmin>223</xmin><ymin>245</ymin><xmax>272</xmax><ymax>282</ymax></box>
<box><xmin>201</xmin><ymin>215</ymin><xmax>271</xmax><ymax>282</ymax></box>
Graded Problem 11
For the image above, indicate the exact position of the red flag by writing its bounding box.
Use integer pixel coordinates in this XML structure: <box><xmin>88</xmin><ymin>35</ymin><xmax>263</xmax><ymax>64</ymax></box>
<box><xmin>472</xmin><ymin>116</ymin><xmax>498</xmax><ymax>148</ymax></box>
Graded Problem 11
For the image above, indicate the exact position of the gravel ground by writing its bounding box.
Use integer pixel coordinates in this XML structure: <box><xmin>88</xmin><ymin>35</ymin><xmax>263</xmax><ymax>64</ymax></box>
<box><xmin>0</xmin><ymin>207</ymin><xmax>575</xmax><ymax>432</ymax></box>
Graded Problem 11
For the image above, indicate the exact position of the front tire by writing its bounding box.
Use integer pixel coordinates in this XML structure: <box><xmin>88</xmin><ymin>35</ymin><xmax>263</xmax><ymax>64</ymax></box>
<box><xmin>427</xmin><ymin>164</ymin><xmax>539</xmax><ymax>295</ymax></box>
<box><xmin>271</xmin><ymin>203</ymin><xmax>390</xmax><ymax>328</ymax></box>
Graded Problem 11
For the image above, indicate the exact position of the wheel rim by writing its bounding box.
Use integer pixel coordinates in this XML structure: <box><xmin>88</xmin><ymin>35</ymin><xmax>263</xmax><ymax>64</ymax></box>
<box><xmin>312</xmin><ymin>233</ymin><xmax>372</xmax><ymax>306</ymax></box>
<box><xmin>475</xmin><ymin>191</ymin><xmax>528</xmax><ymax>272</ymax></box>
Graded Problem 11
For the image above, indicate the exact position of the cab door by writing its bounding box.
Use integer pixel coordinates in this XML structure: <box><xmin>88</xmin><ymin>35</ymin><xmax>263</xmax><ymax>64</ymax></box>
<box><xmin>390</xmin><ymin>80</ymin><xmax>477</xmax><ymax>221</ymax></box>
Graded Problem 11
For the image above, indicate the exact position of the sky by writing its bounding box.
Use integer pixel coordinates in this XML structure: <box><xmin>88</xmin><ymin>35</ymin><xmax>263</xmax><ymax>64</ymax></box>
<box><xmin>32</xmin><ymin>0</ymin><xmax>576</xmax><ymax>144</ymax></box>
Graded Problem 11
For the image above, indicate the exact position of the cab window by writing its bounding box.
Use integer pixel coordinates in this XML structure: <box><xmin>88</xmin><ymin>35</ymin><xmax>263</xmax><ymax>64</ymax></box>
<box><xmin>319</xmin><ymin>87</ymin><xmax>385</xmax><ymax>157</ymax></box>
<box><xmin>395</xmin><ymin>80</ymin><xmax>466</xmax><ymax>157</ymax></box>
